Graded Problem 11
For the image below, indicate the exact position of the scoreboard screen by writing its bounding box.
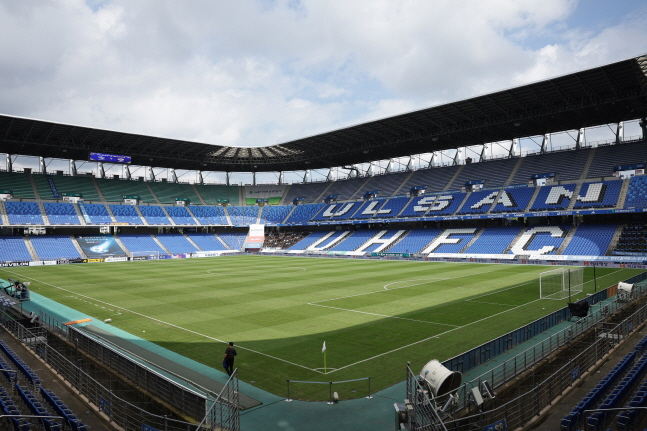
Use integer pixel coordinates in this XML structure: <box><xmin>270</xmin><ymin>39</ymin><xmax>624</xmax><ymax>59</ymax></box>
<box><xmin>89</xmin><ymin>152</ymin><xmax>131</xmax><ymax>164</ymax></box>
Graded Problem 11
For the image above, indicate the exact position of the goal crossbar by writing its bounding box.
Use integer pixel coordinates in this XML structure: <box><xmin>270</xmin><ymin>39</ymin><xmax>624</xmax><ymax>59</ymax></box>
<box><xmin>540</xmin><ymin>267</ymin><xmax>584</xmax><ymax>300</ymax></box>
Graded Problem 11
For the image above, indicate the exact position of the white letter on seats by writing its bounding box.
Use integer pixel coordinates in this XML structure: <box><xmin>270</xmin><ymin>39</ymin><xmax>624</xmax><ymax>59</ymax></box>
<box><xmin>421</xmin><ymin>228</ymin><xmax>477</xmax><ymax>254</ymax></box>
<box><xmin>509</xmin><ymin>226</ymin><xmax>566</xmax><ymax>255</ymax></box>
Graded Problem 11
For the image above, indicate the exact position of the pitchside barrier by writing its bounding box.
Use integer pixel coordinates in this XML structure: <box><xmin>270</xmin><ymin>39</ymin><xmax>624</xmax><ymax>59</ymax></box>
<box><xmin>285</xmin><ymin>377</ymin><xmax>373</xmax><ymax>404</ymax></box>
<box><xmin>0</xmin><ymin>312</ymin><xmax>232</xmax><ymax>431</ymax></box>
<box><xmin>441</xmin><ymin>274</ymin><xmax>647</xmax><ymax>412</ymax></box>
<box><xmin>38</xmin><ymin>312</ymin><xmax>211</xmax><ymax>421</ymax></box>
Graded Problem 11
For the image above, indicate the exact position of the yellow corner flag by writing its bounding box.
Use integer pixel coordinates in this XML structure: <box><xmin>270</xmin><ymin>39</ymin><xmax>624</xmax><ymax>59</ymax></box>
<box><xmin>322</xmin><ymin>341</ymin><xmax>327</xmax><ymax>374</ymax></box>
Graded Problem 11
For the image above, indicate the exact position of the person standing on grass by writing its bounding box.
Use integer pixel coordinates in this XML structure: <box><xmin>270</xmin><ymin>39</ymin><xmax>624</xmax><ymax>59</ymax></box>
<box><xmin>223</xmin><ymin>342</ymin><xmax>237</xmax><ymax>376</ymax></box>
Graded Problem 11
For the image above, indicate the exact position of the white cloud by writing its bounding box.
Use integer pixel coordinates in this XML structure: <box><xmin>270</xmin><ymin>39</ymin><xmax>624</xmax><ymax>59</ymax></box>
<box><xmin>0</xmin><ymin>0</ymin><xmax>645</xmax><ymax>150</ymax></box>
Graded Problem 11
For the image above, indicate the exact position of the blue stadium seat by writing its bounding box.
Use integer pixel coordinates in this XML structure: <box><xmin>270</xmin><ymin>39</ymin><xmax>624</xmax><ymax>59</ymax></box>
<box><xmin>5</xmin><ymin>201</ymin><xmax>44</xmax><ymax>225</ymax></box>
<box><xmin>118</xmin><ymin>234</ymin><xmax>166</xmax><ymax>255</ymax></box>
<box><xmin>185</xmin><ymin>233</ymin><xmax>229</xmax><ymax>251</ymax></box>
<box><xmin>79</xmin><ymin>203</ymin><xmax>113</xmax><ymax>224</ymax></box>
<box><xmin>259</xmin><ymin>205</ymin><xmax>292</xmax><ymax>224</ymax></box>
<box><xmin>164</xmin><ymin>206</ymin><xmax>196</xmax><ymax>225</ymax></box>
<box><xmin>624</xmin><ymin>175</ymin><xmax>647</xmax><ymax>209</ymax></box>
<box><xmin>109</xmin><ymin>204</ymin><xmax>144</xmax><ymax>225</ymax></box>
<box><xmin>188</xmin><ymin>205</ymin><xmax>228</xmax><ymax>225</ymax></box>
<box><xmin>573</xmin><ymin>180</ymin><xmax>622</xmax><ymax>209</ymax></box>
<box><xmin>284</xmin><ymin>203</ymin><xmax>325</xmax><ymax>224</ymax></box>
<box><xmin>138</xmin><ymin>205</ymin><xmax>171</xmax><ymax>225</ymax></box>
<box><xmin>562</xmin><ymin>224</ymin><xmax>617</xmax><ymax>256</ymax></box>
<box><xmin>31</xmin><ymin>235</ymin><xmax>81</xmax><ymax>260</ymax></box>
<box><xmin>0</xmin><ymin>236</ymin><xmax>32</xmax><ymax>263</ymax></box>
<box><xmin>156</xmin><ymin>234</ymin><xmax>199</xmax><ymax>254</ymax></box>
<box><xmin>43</xmin><ymin>202</ymin><xmax>81</xmax><ymax>225</ymax></box>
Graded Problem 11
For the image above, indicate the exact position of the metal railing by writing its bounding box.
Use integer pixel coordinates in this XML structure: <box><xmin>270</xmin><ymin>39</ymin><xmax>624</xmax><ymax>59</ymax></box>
<box><xmin>405</xmin><ymin>365</ymin><xmax>448</xmax><ymax>431</ymax></box>
<box><xmin>285</xmin><ymin>376</ymin><xmax>373</xmax><ymax>404</ymax></box>
<box><xmin>449</xmin><ymin>287</ymin><xmax>644</xmax><ymax>410</ymax></box>
<box><xmin>1</xmin><ymin>312</ymin><xmax>240</xmax><ymax>431</ymax></box>
<box><xmin>195</xmin><ymin>369</ymin><xmax>240</xmax><ymax>431</ymax></box>
<box><xmin>440</xmin><ymin>287</ymin><xmax>647</xmax><ymax>430</ymax></box>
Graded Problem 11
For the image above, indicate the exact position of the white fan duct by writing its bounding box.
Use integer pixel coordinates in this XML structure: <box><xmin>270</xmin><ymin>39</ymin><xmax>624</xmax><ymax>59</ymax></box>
<box><xmin>420</xmin><ymin>360</ymin><xmax>462</xmax><ymax>397</ymax></box>
<box><xmin>618</xmin><ymin>282</ymin><xmax>634</xmax><ymax>300</ymax></box>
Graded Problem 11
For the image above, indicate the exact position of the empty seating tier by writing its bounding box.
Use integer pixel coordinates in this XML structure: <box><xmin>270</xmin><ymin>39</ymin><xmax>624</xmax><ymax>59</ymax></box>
<box><xmin>624</xmin><ymin>175</ymin><xmax>647</xmax><ymax>209</ymax></box>
<box><xmin>193</xmin><ymin>184</ymin><xmax>240</xmax><ymax>205</ymax></box>
<box><xmin>79</xmin><ymin>203</ymin><xmax>113</xmax><ymax>224</ymax></box>
<box><xmin>587</xmin><ymin>140</ymin><xmax>647</xmax><ymax>178</ymax></box>
<box><xmin>562</xmin><ymin>224</ymin><xmax>617</xmax><ymax>256</ymax></box>
<box><xmin>188</xmin><ymin>205</ymin><xmax>228</xmax><ymax>225</ymax></box>
<box><xmin>259</xmin><ymin>205</ymin><xmax>291</xmax><ymax>224</ymax></box>
<box><xmin>43</xmin><ymin>202</ymin><xmax>81</xmax><ymax>225</ymax></box>
<box><xmin>95</xmin><ymin>178</ymin><xmax>157</xmax><ymax>203</ymax></box>
<box><xmin>285</xmin><ymin>203</ymin><xmax>325</xmax><ymax>224</ymax></box>
<box><xmin>0</xmin><ymin>171</ymin><xmax>36</xmax><ymax>199</ymax></box>
<box><xmin>511</xmin><ymin>148</ymin><xmax>591</xmax><ymax>183</ymax></box>
<box><xmin>399</xmin><ymin>165</ymin><xmax>460</xmax><ymax>194</ymax></box>
<box><xmin>109</xmin><ymin>204</ymin><xmax>144</xmax><ymax>225</ymax></box>
<box><xmin>118</xmin><ymin>234</ymin><xmax>167</xmax><ymax>255</ymax></box>
<box><xmin>30</xmin><ymin>235</ymin><xmax>81</xmax><ymax>260</ymax></box>
<box><xmin>155</xmin><ymin>234</ymin><xmax>199</xmax><ymax>254</ymax></box>
<box><xmin>147</xmin><ymin>181</ymin><xmax>201</xmax><ymax>204</ymax></box>
<box><xmin>164</xmin><ymin>206</ymin><xmax>196</xmax><ymax>225</ymax></box>
<box><xmin>448</xmin><ymin>158</ymin><xmax>518</xmax><ymax>189</ymax></box>
<box><xmin>138</xmin><ymin>205</ymin><xmax>171</xmax><ymax>225</ymax></box>
<box><xmin>572</xmin><ymin>180</ymin><xmax>622</xmax><ymax>209</ymax></box>
<box><xmin>0</xmin><ymin>236</ymin><xmax>31</xmax><ymax>263</ymax></box>
<box><xmin>34</xmin><ymin>173</ymin><xmax>101</xmax><ymax>201</ymax></box>
<box><xmin>5</xmin><ymin>201</ymin><xmax>44</xmax><ymax>225</ymax></box>
<box><xmin>185</xmin><ymin>233</ymin><xmax>229</xmax><ymax>251</ymax></box>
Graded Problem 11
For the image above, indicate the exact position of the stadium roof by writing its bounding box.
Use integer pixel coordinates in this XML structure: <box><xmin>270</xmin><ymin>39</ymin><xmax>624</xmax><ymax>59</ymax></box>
<box><xmin>1</xmin><ymin>55</ymin><xmax>646</xmax><ymax>173</ymax></box>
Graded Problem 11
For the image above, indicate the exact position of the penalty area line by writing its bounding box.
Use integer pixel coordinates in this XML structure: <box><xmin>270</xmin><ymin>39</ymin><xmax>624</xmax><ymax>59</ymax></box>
<box><xmin>308</xmin><ymin>303</ymin><xmax>459</xmax><ymax>327</ymax></box>
<box><xmin>3</xmin><ymin>269</ymin><xmax>323</xmax><ymax>375</ymax></box>
<box><xmin>326</xmin><ymin>297</ymin><xmax>543</xmax><ymax>375</ymax></box>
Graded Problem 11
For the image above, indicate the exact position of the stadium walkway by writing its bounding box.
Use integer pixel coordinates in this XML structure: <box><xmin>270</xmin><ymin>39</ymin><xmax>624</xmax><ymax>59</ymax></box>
<box><xmin>20</xmin><ymin>291</ymin><xmax>618</xmax><ymax>431</ymax></box>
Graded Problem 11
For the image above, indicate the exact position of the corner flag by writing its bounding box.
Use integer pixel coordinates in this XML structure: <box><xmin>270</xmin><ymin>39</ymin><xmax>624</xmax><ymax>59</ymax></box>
<box><xmin>322</xmin><ymin>341</ymin><xmax>326</xmax><ymax>352</ymax></box>
<box><xmin>322</xmin><ymin>341</ymin><xmax>327</xmax><ymax>373</ymax></box>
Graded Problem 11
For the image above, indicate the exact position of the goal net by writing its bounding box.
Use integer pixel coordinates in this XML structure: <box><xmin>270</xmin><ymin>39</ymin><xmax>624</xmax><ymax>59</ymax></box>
<box><xmin>130</xmin><ymin>250</ymin><xmax>161</xmax><ymax>261</ymax></box>
<box><xmin>540</xmin><ymin>267</ymin><xmax>584</xmax><ymax>300</ymax></box>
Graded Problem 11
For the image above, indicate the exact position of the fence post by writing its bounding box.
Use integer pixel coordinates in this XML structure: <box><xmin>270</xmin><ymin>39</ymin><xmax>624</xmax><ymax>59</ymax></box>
<box><xmin>285</xmin><ymin>380</ymin><xmax>292</xmax><ymax>402</ymax></box>
<box><xmin>328</xmin><ymin>382</ymin><xmax>334</xmax><ymax>405</ymax></box>
<box><xmin>366</xmin><ymin>377</ymin><xmax>373</xmax><ymax>399</ymax></box>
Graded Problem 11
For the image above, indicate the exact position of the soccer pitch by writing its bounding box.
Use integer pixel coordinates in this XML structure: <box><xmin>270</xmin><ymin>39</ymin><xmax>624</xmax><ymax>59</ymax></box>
<box><xmin>1</xmin><ymin>256</ymin><xmax>641</xmax><ymax>400</ymax></box>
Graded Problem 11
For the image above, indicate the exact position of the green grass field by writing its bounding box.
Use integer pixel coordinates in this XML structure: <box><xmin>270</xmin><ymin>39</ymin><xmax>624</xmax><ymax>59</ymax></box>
<box><xmin>0</xmin><ymin>255</ymin><xmax>641</xmax><ymax>400</ymax></box>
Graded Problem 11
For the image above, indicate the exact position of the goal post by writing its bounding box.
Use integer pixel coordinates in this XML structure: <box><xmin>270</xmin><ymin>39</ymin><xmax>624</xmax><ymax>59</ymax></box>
<box><xmin>540</xmin><ymin>267</ymin><xmax>584</xmax><ymax>300</ymax></box>
<box><xmin>129</xmin><ymin>250</ymin><xmax>161</xmax><ymax>261</ymax></box>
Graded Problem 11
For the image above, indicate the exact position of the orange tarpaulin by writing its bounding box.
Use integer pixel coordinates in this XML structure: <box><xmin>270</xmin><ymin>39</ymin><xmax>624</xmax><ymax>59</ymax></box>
<box><xmin>63</xmin><ymin>318</ymin><xmax>92</xmax><ymax>326</ymax></box>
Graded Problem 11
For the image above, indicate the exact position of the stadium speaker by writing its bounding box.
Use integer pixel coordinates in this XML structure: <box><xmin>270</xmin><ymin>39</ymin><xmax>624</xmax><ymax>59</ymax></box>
<box><xmin>440</xmin><ymin>394</ymin><xmax>457</xmax><ymax>413</ymax></box>
<box><xmin>481</xmin><ymin>381</ymin><xmax>495</xmax><ymax>399</ymax></box>
<box><xmin>420</xmin><ymin>360</ymin><xmax>462</xmax><ymax>397</ymax></box>
<box><xmin>567</xmin><ymin>302</ymin><xmax>589</xmax><ymax>318</ymax></box>
<box><xmin>469</xmin><ymin>387</ymin><xmax>483</xmax><ymax>406</ymax></box>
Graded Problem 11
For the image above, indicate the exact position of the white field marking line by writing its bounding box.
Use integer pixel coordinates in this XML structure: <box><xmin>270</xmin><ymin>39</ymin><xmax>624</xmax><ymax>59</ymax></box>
<box><xmin>65</xmin><ymin>295</ymin><xmax>122</xmax><ymax>315</ymax></box>
<box><xmin>465</xmin><ymin>281</ymin><xmax>535</xmax><ymax>301</ymax></box>
<box><xmin>64</xmin><ymin>266</ymin><xmax>309</xmax><ymax>287</ymax></box>
<box><xmin>4</xmin><ymin>269</ymin><xmax>323</xmax><ymax>374</ymax></box>
<box><xmin>206</xmin><ymin>267</ymin><xmax>307</xmax><ymax>274</ymax></box>
<box><xmin>308</xmin><ymin>303</ymin><xmax>460</xmax><ymax>327</ymax></box>
<box><xmin>311</xmin><ymin>267</ymin><xmax>519</xmax><ymax>305</ymax></box>
<box><xmin>383</xmin><ymin>278</ymin><xmax>450</xmax><ymax>291</ymax></box>
<box><xmin>325</xmin><ymin>268</ymin><xmax>629</xmax><ymax>374</ymax></box>
<box><xmin>467</xmin><ymin>301</ymin><xmax>517</xmax><ymax>307</ymax></box>
<box><xmin>326</xmin><ymin>298</ymin><xmax>543</xmax><ymax>375</ymax></box>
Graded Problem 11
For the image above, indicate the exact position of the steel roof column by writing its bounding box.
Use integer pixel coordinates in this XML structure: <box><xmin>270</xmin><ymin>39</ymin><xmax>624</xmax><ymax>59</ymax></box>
<box><xmin>6</xmin><ymin>154</ymin><xmax>11</xmax><ymax>172</ymax></box>
<box><xmin>616</xmin><ymin>122</ymin><xmax>624</xmax><ymax>144</ymax></box>
<box><xmin>576</xmin><ymin>128</ymin><xmax>585</xmax><ymax>149</ymax></box>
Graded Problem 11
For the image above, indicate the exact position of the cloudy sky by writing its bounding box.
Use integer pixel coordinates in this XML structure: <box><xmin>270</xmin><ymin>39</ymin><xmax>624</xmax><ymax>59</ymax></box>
<box><xmin>1</xmin><ymin>0</ymin><xmax>646</xmax><ymax>149</ymax></box>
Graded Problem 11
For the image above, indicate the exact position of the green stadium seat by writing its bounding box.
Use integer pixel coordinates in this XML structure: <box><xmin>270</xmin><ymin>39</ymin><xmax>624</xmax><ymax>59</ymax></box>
<box><xmin>0</xmin><ymin>171</ymin><xmax>36</xmax><ymax>199</ymax></box>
